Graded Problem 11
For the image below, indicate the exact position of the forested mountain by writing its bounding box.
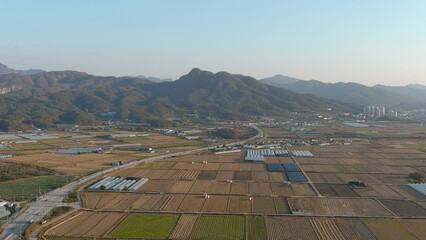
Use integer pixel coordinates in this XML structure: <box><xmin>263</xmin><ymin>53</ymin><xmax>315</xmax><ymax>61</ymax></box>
<box><xmin>0</xmin><ymin>63</ymin><xmax>43</xmax><ymax>75</ymax></box>
<box><xmin>0</xmin><ymin>68</ymin><xmax>360</xmax><ymax>131</ymax></box>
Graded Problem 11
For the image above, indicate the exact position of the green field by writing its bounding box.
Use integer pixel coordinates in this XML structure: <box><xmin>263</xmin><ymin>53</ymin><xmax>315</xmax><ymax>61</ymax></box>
<box><xmin>246</xmin><ymin>216</ymin><xmax>267</xmax><ymax>240</ymax></box>
<box><xmin>0</xmin><ymin>175</ymin><xmax>68</xmax><ymax>201</ymax></box>
<box><xmin>191</xmin><ymin>215</ymin><xmax>245</xmax><ymax>240</ymax></box>
<box><xmin>109</xmin><ymin>213</ymin><xmax>179</xmax><ymax>239</ymax></box>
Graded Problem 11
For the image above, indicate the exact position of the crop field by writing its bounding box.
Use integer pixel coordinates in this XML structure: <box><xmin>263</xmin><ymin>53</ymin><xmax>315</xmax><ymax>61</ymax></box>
<box><xmin>189</xmin><ymin>180</ymin><xmax>213</xmax><ymax>193</ymax></box>
<box><xmin>190</xmin><ymin>215</ymin><xmax>244</xmax><ymax>240</ymax></box>
<box><xmin>202</xmin><ymin>195</ymin><xmax>229</xmax><ymax>213</ymax></box>
<box><xmin>197</xmin><ymin>170</ymin><xmax>218</xmax><ymax>180</ymax></box>
<box><xmin>309</xmin><ymin>218</ymin><xmax>346</xmax><ymax>240</ymax></box>
<box><xmin>137</xmin><ymin>179</ymin><xmax>175</xmax><ymax>192</ymax></box>
<box><xmin>170</xmin><ymin>214</ymin><xmax>199</xmax><ymax>240</ymax></box>
<box><xmin>246</xmin><ymin>215</ymin><xmax>267</xmax><ymax>240</ymax></box>
<box><xmin>249</xmin><ymin>182</ymin><xmax>273</xmax><ymax>195</ymax></box>
<box><xmin>362</xmin><ymin>218</ymin><xmax>418</xmax><ymax>240</ymax></box>
<box><xmin>287</xmin><ymin>197</ymin><xmax>392</xmax><ymax>216</ymax></box>
<box><xmin>202</xmin><ymin>162</ymin><xmax>222</xmax><ymax>170</ymax></box>
<box><xmin>109</xmin><ymin>213</ymin><xmax>180</xmax><ymax>239</ymax></box>
<box><xmin>270</xmin><ymin>182</ymin><xmax>294</xmax><ymax>195</ymax></box>
<box><xmin>154</xmin><ymin>195</ymin><xmax>185</xmax><ymax>211</ymax></box>
<box><xmin>251</xmin><ymin>171</ymin><xmax>269</xmax><ymax>181</ymax></box>
<box><xmin>398</xmin><ymin>219</ymin><xmax>426</xmax><ymax>240</ymax></box>
<box><xmin>265</xmin><ymin>216</ymin><xmax>317</xmax><ymax>240</ymax></box>
<box><xmin>291</xmin><ymin>183</ymin><xmax>316</xmax><ymax>196</ymax></box>
<box><xmin>274</xmin><ymin>197</ymin><xmax>291</xmax><ymax>213</ymax></box>
<box><xmin>234</xmin><ymin>171</ymin><xmax>251</xmax><ymax>180</ymax></box>
<box><xmin>44</xmin><ymin>211</ymin><xmax>93</xmax><ymax>237</ymax></box>
<box><xmin>379</xmin><ymin>199</ymin><xmax>426</xmax><ymax>217</ymax></box>
<box><xmin>209</xmin><ymin>181</ymin><xmax>231</xmax><ymax>194</ymax></box>
<box><xmin>215</xmin><ymin>171</ymin><xmax>234</xmax><ymax>181</ymax></box>
<box><xmin>334</xmin><ymin>218</ymin><xmax>377</xmax><ymax>240</ymax></box>
<box><xmin>252</xmin><ymin>197</ymin><xmax>276</xmax><ymax>214</ymax></box>
<box><xmin>169</xmin><ymin>170</ymin><xmax>200</xmax><ymax>180</ymax></box>
<box><xmin>9</xmin><ymin>153</ymin><xmax>138</xmax><ymax>175</ymax></box>
<box><xmin>370</xmin><ymin>184</ymin><xmax>404</xmax><ymax>199</ymax></box>
<box><xmin>169</xmin><ymin>180</ymin><xmax>194</xmax><ymax>193</ymax></box>
<box><xmin>0</xmin><ymin>175</ymin><xmax>68</xmax><ymax>200</ymax></box>
<box><xmin>230</xmin><ymin>182</ymin><xmax>249</xmax><ymax>194</ymax></box>
<box><xmin>315</xmin><ymin>183</ymin><xmax>358</xmax><ymax>197</ymax></box>
<box><xmin>227</xmin><ymin>195</ymin><xmax>252</xmax><ymax>213</ymax></box>
<box><xmin>178</xmin><ymin>195</ymin><xmax>206</xmax><ymax>212</ymax></box>
<box><xmin>268</xmin><ymin>172</ymin><xmax>286</xmax><ymax>181</ymax></box>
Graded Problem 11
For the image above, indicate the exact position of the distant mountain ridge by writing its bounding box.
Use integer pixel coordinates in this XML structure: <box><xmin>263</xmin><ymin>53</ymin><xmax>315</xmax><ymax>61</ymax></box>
<box><xmin>260</xmin><ymin>74</ymin><xmax>426</xmax><ymax>109</ymax></box>
<box><xmin>0</xmin><ymin>68</ymin><xmax>359</xmax><ymax>131</ymax></box>
<box><xmin>0</xmin><ymin>63</ymin><xmax>44</xmax><ymax>75</ymax></box>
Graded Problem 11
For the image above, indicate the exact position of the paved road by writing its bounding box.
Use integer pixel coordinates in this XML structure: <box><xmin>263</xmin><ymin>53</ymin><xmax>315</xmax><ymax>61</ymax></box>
<box><xmin>0</xmin><ymin>124</ymin><xmax>263</xmax><ymax>240</ymax></box>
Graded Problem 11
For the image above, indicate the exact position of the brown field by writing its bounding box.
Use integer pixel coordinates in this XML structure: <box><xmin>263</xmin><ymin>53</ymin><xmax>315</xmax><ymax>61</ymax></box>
<box><xmin>9</xmin><ymin>153</ymin><xmax>138</xmax><ymax>175</ymax></box>
<box><xmin>265</xmin><ymin>216</ymin><xmax>317</xmax><ymax>240</ymax></box>
<box><xmin>309</xmin><ymin>218</ymin><xmax>346</xmax><ymax>240</ymax></box>
<box><xmin>169</xmin><ymin>180</ymin><xmax>194</xmax><ymax>193</ymax></box>
<box><xmin>197</xmin><ymin>170</ymin><xmax>218</xmax><ymax>180</ymax></box>
<box><xmin>83</xmin><ymin>192</ymin><xmax>120</xmax><ymax>209</ymax></box>
<box><xmin>44</xmin><ymin>211</ymin><xmax>92</xmax><ymax>236</ymax></box>
<box><xmin>170</xmin><ymin>214</ymin><xmax>199</xmax><ymax>240</ymax></box>
<box><xmin>251</xmin><ymin>164</ymin><xmax>265</xmax><ymax>171</ymax></box>
<box><xmin>230</xmin><ymin>182</ymin><xmax>249</xmax><ymax>194</ymax></box>
<box><xmin>393</xmin><ymin>185</ymin><xmax>426</xmax><ymax>200</ymax></box>
<box><xmin>270</xmin><ymin>182</ymin><xmax>294</xmax><ymax>196</ymax></box>
<box><xmin>128</xmin><ymin>194</ymin><xmax>153</xmax><ymax>210</ymax></box>
<box><xmin>102</xmin><ymin>194</ymin><xmax>132</xmax><ymax>210</ymax></box>
<box><xmin>301</xmin><ymin>164</ymin><xmax>339</xmax><ymax>173</ymax></box>
<box><xmin>362</xmin><ymin>218</ymin><xmax>418</xmax><ymax>240</ymax></box>
<box><xmin>202</xmin><ymin>162</ymin><xmax>221</xmax><ymax>170</ymax></box>
<box><xmin>265</xmin><ymin>157</ymin><xmax>279</xmax><ymax>163</ymax></box>
<box><xmin>227</xmin><ymin>195</ymin><xmax>252</xmax><ymax>213</ymax></box>
<box><xmin>268</xmin><ymin>172</ymin><xmax>286</xmax><ymax>181</ymax></box>
<box><xmin>249</xmin><ymin>182</ymin><xmax>272</xmax><ymax>195</ymax></box>
<box><xmin>334</xmin><ymin>218</ymin><xmax>377</xmax><ymax>240</ymax></box>
<box><xmin>352</xmin><ymin>187</ymin><xmax>382</xmax><ymax>198</ymax></box>
<box><xmin>291</xmin><ymin>183</ymin><xmax>316</xmax><ymax>196</ymax></box>
<box><xmin>189</xmin><ymin>180</ymin><xmax>213</xmax><ymax>193</ymax></box>
<box><xmin>209</xmin><ymin>181</ymin><xmax>231</xmax><ymax>194</ymax></box>
<box><xmin>274</xmin><ymin>197</ymin><xmax>290</xmax><ymax>214</ymax></box>
<box><xmin>234</xmin><ymin>171</ymin><xmax>251</xmax><ymax>180</ymax></box>
<box><xmin>215</xmin><ymin>171</ymin><xmax>234</xmax><ymax>181</ymax></box>
<box><xmin>371</xmin><ymin>184</ymin><xmax>404</xmax><ymax>199</ymax></box>
<box><xmin>114</xmin><ymin>168</ymin><xmax>150</xmax><ymax>178</ymax></box>
<box><xmin>144</xmin><ymin>169</ymin><xmax>169</xmax><ymax>179</ymax></box>
<box><xmin>287</xmin><ymin>197</ymin><xmax>392</xmax><ymax>216</ymax></box>
<box><xmin>252</xmin><ymin>197</ymin><xmax>276</xmax><ymax>214</ymax></box>
<box><xmin>251</xmin><ymin>171</ymin><xmax>269</xmax><ymax>181</ymax></box>
<box><xmin>315</xmin><ymin>184</ymin><xmax>358</xmax><ymax>197</ymax></box>
<box><xmin>75</xmin><ymin>212</ymin><xmax>125</xmax><ymax>237</ymax></box>
<box><xmin>398</xmin><ymin>219</ymin><xmax>426</xmax><ymax>240</ymax></box>
<box><xmin>219</xmin><ymin>163</ymin><xmax>240</xmax><ymax>171</ymax></box>
<box><xmin>137</xmin><ymin>179</ymin><xmax>175</xmax><ymax>192</ymax></box>
<box><xmin>154</xmin><ymin>194</ymin><xmax>185</xmax><ymax>211</ymax></box>
<box><xmin>138</xmin><ymin>194</ymin><xmax>163</xmax><ymax>210</ymax></box>
<box><xmin>379</xmin><ymin>199</ymin><xmax>426</xmax><ymax>217</ymax></box>
<box><xmin>178</xmin><ymin>195</ymin><xmax>206</xmax><ymax>212</ymax></box>
<box><xmin>236</xmin><ymin>163</ymin><xmax>252</xmax><ymax>171</ymax></box>
<box><xmin>202</xmin><ymin>195</ymin><xmax>229</xmax><ymax>212</ymax></box>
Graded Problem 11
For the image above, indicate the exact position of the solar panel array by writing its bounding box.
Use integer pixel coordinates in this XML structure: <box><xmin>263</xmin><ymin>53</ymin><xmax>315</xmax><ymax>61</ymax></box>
<box><xmin>286</xmin><ymin>172</ymin><xmax>307</xmax><ymax>182</ymax></box>
<box><xmin>266</xmin><ymin>163</ymin><xmax>284</xmax><ymax>172</ymax></box>
<box><xmin>282</xmin><ymin>163</ymin><xmax>300</xmax><ymax>172</ymax></box>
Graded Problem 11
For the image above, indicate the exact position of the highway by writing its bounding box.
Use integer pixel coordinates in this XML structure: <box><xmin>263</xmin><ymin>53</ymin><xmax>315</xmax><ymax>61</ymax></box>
<box><xmin>0</xmin><ymin>124</ymin><xmax>263</xmax><ymax>240</ymax></box>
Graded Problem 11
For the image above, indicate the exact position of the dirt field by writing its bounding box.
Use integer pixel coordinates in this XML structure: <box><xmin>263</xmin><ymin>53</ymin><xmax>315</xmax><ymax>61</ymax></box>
<box><xmin>178</xmin><ymin>195</ymin><xmax>206</xmax><ymax>212</ymax></box>
<box><xmin>215</xmin><ymin>171</ymin><xmax>235</xmax><ymax>181</ymax></box>
<box><xmin>202</xmin><ymin>195</ymin><xmax>229</xmax><ymax>213</ymax></box>
<box><xmin>230</xmin><ymin>182</ymin><xmax>249</xmax><ymax>194</ymax></box>
<box><xmin>379</xmin><ymin>199</ymin><xmax>426</xmax><ymax>217</ymax></box>
<box><xmin>252</xmin><ymin>197</ymin><xmax>276</xmax><ymax>214</ymax></box>
<box><xmin>287</xmin><ymin>197</ymin><xmax>392</xmax><ymax>216</ymax></box>
<box><xmin>291</xmin><ymin>183</ymin><xmax>316</xmax><ymax>196</ymax></box>
<box><xmin>249</xmin><ymin>182</ymin><xmax>273</xmax><ymax>195</ymax></box>
<box><xmin>309</xmin><ymin>218</ymin><xmax>346</xmax><ymax>240</ymax></box>
<box><xmin>270</xmin><ymin>182</ymin><xmax>294</xmax><ymax>196</ymax></box>
<box><xmin>234</xmin><ymin>171</ymin><xmax>251</xmax><ymax>180</ymax></box>
<box><xmin>265</xmin><ymin>216</ymin><xmax>317</xmax><ymax>240</ymax></box>
<box><xmin>154</xmin><ymin>195</ymin><xmax>185</xmax><ymax>211</ymax></box>
<box><xmin>251</xmin><ymin>171</ymin><xmax>269</xmax><ymax>181</ymax></box>
<box><xmin>362</xmin><ymin>218</ymin><xmax>418</xmax><ymax>240</ymax></box>
<box><xmin>334</xmin><ymin>218</ymin><xmax>376</xmax><ymax>240</ymax></box>
<box><xmin>398</xmin><ymin>219</ymin><xmax>426</xmax><ymax>240</ymax></box>
<box><xmin>170</xmin><ymin>214</ymin><xmax>199</xmax><ymax>240</ymax></box>
<box><xmin>189</xmin><ymin>180</ymin><xmax>213</xmax><ymax>193</ymax></box>
<box><xmin>371</xmin><ymin>184</ymin><xmax>404</xmax><ymax>199</ymax></box>
<box><xmin>197</xmin><ymin>170</ymin><xmax>218</xmax><ymax>180</ymax></box>
<box><xmin>209</xmin><ymin>181</ymin><xmax>231</xmax><ymax>194</ymax></box>
<box><xmin>137</xmin><ymin>179</ymin><xmax>175</xmax><ymax>192</ymax></box>
<box><xmin>227</xmin><ymin>195</ymin><xmax>252</xmax><ymax>213</ymax></box>
<box><xmin>274</xmin><ymin>197</ymin><xmax>290</xmax><ymax>214</ymax></box>
<box><xmin>268</xmin><ymin>172</ymin><xmax>286</xmax><ymax>181</ymax></box>
<box><xmin>169</xmin><ymin>180</ymin><xmax>194</xmax><ymax>193</ymax></box>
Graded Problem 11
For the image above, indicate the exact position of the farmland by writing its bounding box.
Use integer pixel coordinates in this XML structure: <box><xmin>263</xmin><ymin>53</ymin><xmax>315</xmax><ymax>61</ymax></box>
<box><xmin>190</xmin><ymin>215</ymin><xmax>244</xmax><ymax>240</ymax></box>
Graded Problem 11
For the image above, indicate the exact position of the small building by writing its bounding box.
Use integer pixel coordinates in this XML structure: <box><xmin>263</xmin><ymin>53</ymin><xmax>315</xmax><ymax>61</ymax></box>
<box><xmin>51</xmin><ymin>148</ymin><xmax>100</xmax><ymax>155</ymax></box>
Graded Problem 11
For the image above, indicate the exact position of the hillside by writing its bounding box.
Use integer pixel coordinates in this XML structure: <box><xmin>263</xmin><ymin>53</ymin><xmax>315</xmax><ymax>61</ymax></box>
<box><xmin>260</xmin><ymin>76</ymin><xmax>424</xmax><ymax>108</ymax></box>
<box><xmin>0</xmin><ymin>63</ymin><xmax>43</xmax><ymax>75</ymax></box>
<box><xmin>0</xmin><ymin>68</ymin><xmax>360</xmax><ymax>130</ymax></box>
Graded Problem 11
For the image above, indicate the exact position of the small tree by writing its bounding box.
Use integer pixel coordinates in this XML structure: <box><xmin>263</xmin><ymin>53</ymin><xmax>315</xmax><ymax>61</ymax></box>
<box><xmin>100</xmin><ymin>185</ymin><xmax>106</xmax><ymax>190</ymax></box>
<box><xmin>408</xmin><ymin>172</ymin><xmax>425</xmax><ymax>183</ymax></box>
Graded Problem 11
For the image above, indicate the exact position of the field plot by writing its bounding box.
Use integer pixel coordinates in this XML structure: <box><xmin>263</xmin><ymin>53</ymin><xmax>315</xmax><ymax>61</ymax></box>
<box><xmin>398</xmin><ymin>219</ymin><xmax>426</xmax><ymax>240</ymax></box>
<box><xmin>9</xmin><ymin>153</ymin><xmax>138</xmax><ymax>175</ymax></box>
<box><xmin>251</xmin><ymin>171</ymin><xmax>269</xmax><ymax>181</ymax></box>
<box><xmin>190</xmin><ymin>215</ymin><xmax>244</xmax><ymax>240</ymax></box>
<box><xmin>189</xmin><ymin>180</ymin><xmax>213</xmax><ymax>193</ymax></box>
<box><xmin>270</xmin><ymin>182</ymin><xmax>294</xmax><ymax>196</ymax></box>
<box><xmin>291</xmin><ymin>183</ymin><xmax>316</xmax><ymax>196</ymax></box>
<box><xmin>249</xmin><ymin>182</ymin><xmax>272</xmax><ymax>195</ymax></box>
<box><xmin>154</xmin><ymin>195</ymin><xmax>185</xmax><ymax>211</ymax></box>
<box><xmin>197</xmin><ymin>170</ymin><xmax>218</xmax><ymax>180</ymax></box>
<box><xmin>335</xmin><ymin>218</ymin><xmax>377</xmax><ymax>240</ymax></box>
<box><xmin>209</xmin><ymin>181</ymin><xmax>231</xmax><ymax>194</ymax></box>
<box><xmin>169</xmin><ymin>180</ymin><xmax>194</xmax><ymax>193</ymax></box>
<box><xmin>202</xmin><ymin>162</ymin><xmax>222</xmax><ymax>170</ymax></box>
<box><xmin>251</xmin><ymin>163</ymin><xmax>265</xmax><ymax>171</ymax></box>
<box><xmin>393</xmin><ymin>185</ymin><xmax>426</xmax><ymax>200</ymax></box>
<box><xmin>287</xmin><ymin>197</ymin><xmax>392</xmax><ymax>216</ymax></box>
<box><xmin>315</xmin><ymin>184</ymin><xmax>358</xmax><ymax>197</ymax></box>
<box><xmin>234</xmin><ymin>171</ymin><xmax>251</xmax><ymax>180</ymax></box>
<box><xmin>202</xmin><ymin>195</ymin><xmax>229</xmax><ymax>213</ymax></box>
<box><xmin>370</xmin><ymin>184</ymin><xmax>404</xmax><ymax>199</ymax></box>
<box><xmin>379</xmin><ymin>199</ymin><xmax>426</xmax><ymax>217</ymax></box>
<box><xmin>246</xmin><ymin>215</ymin><xmax>267</xmax><ymax>240</ymax></box>
<box><xmin>109</xmin><ymin>213</ymin><xmax>179</xmax><ymax>239</ymax></box>
<box><xmin>362</xmin><ymin>218</ymin><xmax>418</xmax><ymax>240</ymax></box>
<box><xmin>252</xmin><ymin>197</ymin><xmax>276</xmax><ymax>214</ymax></box>
<box><xmin>309</xmin><ymin>218</ymin><xmax>345</xmax><ymax>240</ymax></box>
<box><xmin>265</xmin><ymin>216</ymin><xmax>317</xmax><ymax>240</ymax></box>
<box><xmin>167</xmin><ymin>170</ymin><xmax>199</xmax><ymax>180</ymax></box>
<box><xmin>0</xmin><ymin>175</ymin><xmax>68</xmax><ymax>201</ymax></box>
<box><xmin>219</xmin><ymin>163</ymin><xmax>240</xmax><ymax>171</ymax></box>
<box><xmin>274</xmin><ymin>197</ymin><xmax>291</xmax><ymax>214</ymax></box>
<box><xmin>215</xmin><ymin>171</ymin><xmax>235</xmax><ymax>181</ymax></box>
<box><xmin>178</xmin><ymin>195</ymin><xmax>206</xmax><ymax>212</ymax></box>
<box><xmin>352</xmin><ymin>187</ymin><xmax>382</xmax><ymax>198</ymax></box>
<box><xmin>44</xmin><ymin>211</ymin><xmax>93</xmax><ymax>237</ymax></box>
<box><xmin>230</xmin><ymin>182</ymin><xmax>249</xmax><ymax>194</ymax></box>
<box><xmin>131</xmin><ymin>194</ymin><xmax>163</xmax><ymax>211</ymax></box>
<box><xmin>137</xmin><ymin>179</ymin><xmax>174</xmax><ymax>193</ymax></box>
<box><xmin>268</xmin><ymin>172</ymin><xmax>286</xmax><ymax>181</ymax></box>
<box><xmin>227</xmin><ymin>195</ymin><xmax>252</xmax><ymax>213</ymax></box>
<box><xmin>170</xmin><ymin>214</ymin><xmax>199</xmax><ymax>240</ymax></box>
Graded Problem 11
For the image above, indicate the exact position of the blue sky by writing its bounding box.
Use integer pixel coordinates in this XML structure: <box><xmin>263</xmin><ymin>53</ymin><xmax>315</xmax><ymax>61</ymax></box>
<box><xmin>1</xmin><ymin>1</ymin><xmax>425</xmax><ymax>86</ymax></box>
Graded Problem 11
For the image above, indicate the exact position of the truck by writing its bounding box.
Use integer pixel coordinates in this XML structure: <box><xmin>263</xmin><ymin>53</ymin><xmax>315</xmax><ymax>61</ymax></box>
<box><xmin>29</xmin><ymin>218</ymin><xmax>35</xmax><ymax>224</ymax></box>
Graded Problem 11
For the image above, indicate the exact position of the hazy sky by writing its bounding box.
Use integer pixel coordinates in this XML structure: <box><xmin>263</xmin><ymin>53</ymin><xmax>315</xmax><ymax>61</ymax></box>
<box><xmin>1</xmin><ymin>1</ymin><xmax>425</xmax><ymax>86</ymax></box>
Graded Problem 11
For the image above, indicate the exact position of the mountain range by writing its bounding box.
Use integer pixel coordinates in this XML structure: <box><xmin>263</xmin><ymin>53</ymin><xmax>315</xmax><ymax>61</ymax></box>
<box><xmin>260</xmin><ymin>75</ymin><xmax>426</xmax><ymax>109</ymax></box>
<box><xmin>0</xmin><ymin>63</ymin><xmax>43</xmax><ymax>76</ymax></box>
<box><xmin>0</xmin><ymin>65</ymin><xmax>359</xmax><ymax>131</ymax></box>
